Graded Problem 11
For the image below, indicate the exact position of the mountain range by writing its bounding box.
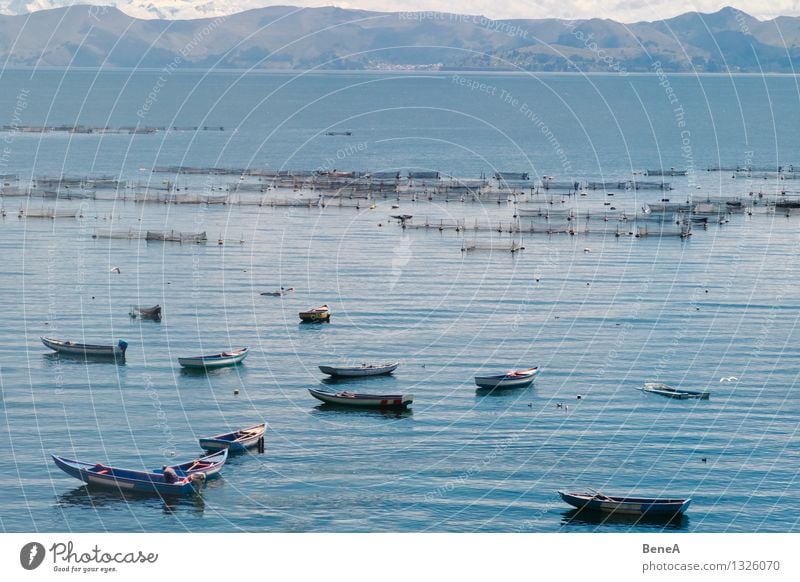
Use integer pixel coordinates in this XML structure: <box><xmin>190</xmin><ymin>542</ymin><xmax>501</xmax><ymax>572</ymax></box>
<box><xmin>0</xmin><ymin>4</ymin><xmax>799</xmax><ymax>72</ymax></box>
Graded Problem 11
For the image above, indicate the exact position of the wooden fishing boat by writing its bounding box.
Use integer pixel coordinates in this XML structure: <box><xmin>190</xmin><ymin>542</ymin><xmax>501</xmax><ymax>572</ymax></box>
<box><xmin>178</xmin><ymin>347</ymin><xmax>249</xmax><ymax>369</ymax></box>
<box><xmin>299</xmin><ymin>305</ymin><xmax>330</xmax><ymax>322</ymax></box>
<box><xmin>198</xmin><ymin>423</ymin><xmax>267</xmax><ymax>454</ymax></box>
<box><xmin>50</xmin><ymin>451</ymin><xmax>228</xmax><ymax>496</ymax></box>
<box><xmin>129</xmin><ymin>305</ymin><xmax>162</xmax><ymax>320</ymax></box>
<box><xmin>41</xmin><ymin>336</ymin><xmax>127</xmax><ymax>358</ymax></box>
<box><xmin>318</xmin><ymin>362</ymin><xmax>399</xmax><ymax>377</ymax></box>
<box><xmin>639</xmin><ymin>382</ymin><xmax>710</xmax><ymax>400</ymax></box>
<box><xmin>474</xmin><ymin>367</ymin><xmax>539</xmax><ymax>389</ymax></box>
<box><xmin>558</xmin><ymin>490</ymin><xmax>691</xmax><ymax>516</ymax></box>
<box><xmin>308</xmin><ymin>387</ymin><xmax>412</xmax><ymax>409</ymax></box>
<box><xmin>153</xmin><ymin>449</ymin><xmax>229</xmax><ymax>480</ymax></box>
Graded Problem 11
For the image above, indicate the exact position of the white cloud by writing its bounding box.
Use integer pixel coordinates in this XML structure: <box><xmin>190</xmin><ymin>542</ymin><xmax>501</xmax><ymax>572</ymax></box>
<box><xmin>0</xmin><ymin>1</ymin><xmax>798</xmax><ymax>22</ymax></box>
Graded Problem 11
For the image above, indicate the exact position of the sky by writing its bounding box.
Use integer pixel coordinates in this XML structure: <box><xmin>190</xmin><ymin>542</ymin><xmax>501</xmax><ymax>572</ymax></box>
<box><xmin>1</xmin><ymin>1</ymin><xmax>799</xmax><ymax>22</ymax></box>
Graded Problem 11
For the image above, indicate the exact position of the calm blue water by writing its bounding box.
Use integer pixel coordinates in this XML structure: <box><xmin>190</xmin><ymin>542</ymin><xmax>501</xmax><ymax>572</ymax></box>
<box><xmin>1</xmin><ymin>70</ymin><xmax>799</xmax><ymax>532</ymax></box>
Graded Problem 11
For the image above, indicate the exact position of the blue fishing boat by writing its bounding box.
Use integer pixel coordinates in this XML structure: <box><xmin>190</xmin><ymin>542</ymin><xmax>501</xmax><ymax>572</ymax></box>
<box><xmin>51</xmin><ymin>450</ymin><xmax>228</xmax><ymax>496</ymax></box>
<box><xmin>557</xmin><ymin>490</ymin><xmax>691</xmax><ymax>516</ymax></box>
<box><xmin>178</xmin><ymin>347</ymin><xmax>248</xmax><ymax>369</ymax></box>
<box><xmin>198</xmin><ymin>423</ymin><xmax>267</xmax><ymax>454</ymax></box>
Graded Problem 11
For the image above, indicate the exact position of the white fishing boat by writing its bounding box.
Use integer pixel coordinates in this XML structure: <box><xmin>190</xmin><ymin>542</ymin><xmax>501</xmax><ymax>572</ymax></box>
<box><xmin>474</xmin><ymin>367</ymin><xmax>539</xmax><ymax>389</ymax></box>
<box><xmin>318</xmin><ymin>362</ymin><xmax>399</xmax><ymax>377</ymax></box>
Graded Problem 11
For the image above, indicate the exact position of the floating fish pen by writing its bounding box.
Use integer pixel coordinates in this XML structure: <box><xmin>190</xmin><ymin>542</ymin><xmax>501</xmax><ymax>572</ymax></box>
<box><xmin>93</xmin><ymin>228</ymin><xmax>144</xmax><ymax>240</ymax></box>
<box><xmin>645</xmin><ymin>169</ymin><xmax>688</xmax><ymax>176</ymax></box>
<box><xmin>34</xmin><ymin>176</ymin><xmax>84</xmax><ymax>188</ymax></box>
<box><xmin>227</xmin><ymin>182</ymin><xmax>271</xmax><ymax>192</ymax></box>
<box><xmin>19</xmin><ymin>207</ymin><xmax>81</xmax><ymax>219</ymax></box>
<box><xmin>645</xmin><ymin>201</ymin><xmax>692</xmax><ymax>213</ymax></box>
<box><xmin>145</xmin><ymin>230</ymin><xmax>207</xmax><ymax>243</ymax></box>
<box><xmin>238</xmin><ymin>197</ymin><xmax>320</xmax><ymax>208</ymax></box>
<box><xmin>516</xmin><ymin>207</ymin><xmax>574</xmax><ymax>218</ymax></box>
<box><xmin>0</xmin><ymin>186</ymin><xmax>28</xmax><ymax>197</ymax></box>
<box><xmin>635</xmin><ymin>220</ymin><xmax>692</xmax><ymax>238</ymax></box>
<box><xmin>403</xmin><ymin>218</ymin><xmax>466</xmax><ymax>231</ymax></box>
<box><xmin>540</xmin><ymin>180</ymin><xmax>581</xmax><ymax>191</ymax></box>
<box><xmin>40</xmin><ymin>189</ymin><xmax>96</xmax><ymax>200</ymax></box>
<box><xmin>630</xmin><ymin>180</ymin><xmax>672</xmax><ymax>190</ymax></box>
<box><xmin>461</xmin><ymin>239</ymin><xmax>525</xmax><ymax>253</ymax></box>
<box><xmin>366</xmin><ymin>171</ymin><xmax>401</xmax><ymax>180</ymax></box>
<box><xmin>587</xmin><ymin>181</ymin><xmax>629</xmax><ymax>190</ymax></box>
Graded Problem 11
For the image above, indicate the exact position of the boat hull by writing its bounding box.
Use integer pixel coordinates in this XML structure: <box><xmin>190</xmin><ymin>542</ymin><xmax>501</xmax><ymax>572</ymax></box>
<box><xmin>198</xmin><ymin>423</ymin><xmax>267</xmax><ymax>453</ymax></box>
<box><xmin>308</xmin><ymin>388</ymin><xmax>412</xmax><ymax>409</ymax></box>
<box><xmin>41</xmin><ymin>336</ymin><xmax>126</xmax><ymax>358</ymax></box>
<box><xmin>558</xmin><ymin>491</ymin><xmax>691</xmax><ymax>516</ymax></box>
<box><xmin>640</xmin><ymin>383</ymin><xmax>710</xmax><ymax>400</ymax></box>
<box><xmin>51</xmin><ymin>455</ymin><xmax>213</xmax><ymax>496</ymax></box>
<box><xmin>178</xmin><ymin>348</ymin><xmax>248</xmax><ymax>369</ymax></box>
<box><xmin>474</xmin><ymin>367</ymin><xmax>539</xmax><ymax>389</ymax></box>
<box><xmin>299</xmin><ymin>312</ymin><xmax>330</xmax><ymax>322</ymax></box>
<box><xmin>318</xmin><ymin>363</ymin><xmax>399</xmax><ymax>377</ymax></box>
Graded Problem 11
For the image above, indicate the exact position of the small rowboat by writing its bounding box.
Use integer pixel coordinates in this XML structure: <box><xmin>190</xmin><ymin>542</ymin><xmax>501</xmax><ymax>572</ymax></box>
<box><xmin>558</xmin><ymin>490</ymin><xmax>692</xmax><ymax>516</ymax></box>
<box><xmin>41</xmin><ymin>336</ymin><xmax>127</xmax><ymax>358</ymax></box>
<box><xmin>153</xmin><ymin>449</ymin><xmax>229</xmax><ymax>480</ymax></box>
<box><xmin>178</xmin><ymin>347</ymin><xmax>249</xmax><ymax>369</ymax></box>
<box><xmin>308</xmin><ymin>387</ymin><xmax>412</xmax><ymax>409</ymax></box>
<box><xmin>639</xmin><ymin>382</ymin><xmax>710</xmax><ymax>400</ymax></box>
<box><xmin>474</xmin><ymin>367</ymin><xmax>539</xmax><ymax>389</ymax></box>
<box><xmin>50</xmin><ymin>450</ymin><xmax>229</xmax><ymax>496</ymax></box>
<box><xmin>129</xmin><ymin>305</ymin><xmax>162</xmax><ymax>320</ymax></box>
<box><xmin>299</xmin><ymin>305</ymin><xmax>330</xmax><ymax>322</ymax></box>
<box><xmin>199</xmin><ymin>423</ymin><xmax>267</xmax><ymax>454</ymax></box>
<box><xmin>318</xmin><ymin>362</ymin><xmax>399</xmax><ymax>377</ymax></box>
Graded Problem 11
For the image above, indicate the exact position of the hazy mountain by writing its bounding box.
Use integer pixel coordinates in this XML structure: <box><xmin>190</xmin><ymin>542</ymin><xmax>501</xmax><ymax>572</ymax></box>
<box><xmin>0</xmin><ymin>4</ymin><xmax>798</xmax><ymax>72</ymax></box>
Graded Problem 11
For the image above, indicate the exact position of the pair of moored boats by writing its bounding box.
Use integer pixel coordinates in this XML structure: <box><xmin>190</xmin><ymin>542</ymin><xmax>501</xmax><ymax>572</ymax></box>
<box><xmin>41</xmin><ymin>336</ymin><xmax>249</xmax><ymax>369</ymax></box>
<box><xmin>52</xmin><ymin>423</ymin><xmax>267</xmax><ymax>496</ymax></box>
<box><xmin>310</xmin><ymin>361</ymin><xmax>411</xmax><ymax>409</ymax></box>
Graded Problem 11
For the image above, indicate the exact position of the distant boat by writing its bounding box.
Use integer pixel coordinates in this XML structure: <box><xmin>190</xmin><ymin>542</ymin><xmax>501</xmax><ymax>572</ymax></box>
<box><xmin>198</xmin><ymin>423</ymin><xmax>267</xmax><ymax>454</ymax></box>
<box><xmin>51</xmin><ymin>449</ymin><xmax>229</xmax><ymax>496</ymax></box>
<box><xmin>308</xmin><ymin>387</ymin><xmax>412</xmax><ymax>409</ymax></box>
<box><xmin>299</xmin><ymin>305</ymin><xmax>330</xmax><ymax>322</ymax></box>
<box><xmin>558</xmin><ymin>490</ymin><xmax>691</xmax><ymax>516</ymax></box>
<box><xmin>41</xmin><ymin>336</ymin><xmax>127</xmax><ymax>359</ymax></box>
<box><xmin>474</xmin><ymin>367</ymin><xmax>539</xmax><ymax>389</ymax></box>
<box><xmin>178</xmin><ymin>347</ymin><xmax>249</xmax><ymax>369</ymax></box>
<box><xmin>261</xmin><ymin>287</ymin><xmax>295</xmax><ymax>297</ymax></box>
<box><xmin>129</xmin><ymin>305</ymin><xmax>162</xmax><ymax>320</ymax></box>
<box><xmin>318</xmin><ymin>362</ymin><xmax>399</xmax><ymax>377</ymax></box>
<box><xmin>638</xmin><ymin>382</ymin><xmax>710</xmax><ymax>400</ymax></box>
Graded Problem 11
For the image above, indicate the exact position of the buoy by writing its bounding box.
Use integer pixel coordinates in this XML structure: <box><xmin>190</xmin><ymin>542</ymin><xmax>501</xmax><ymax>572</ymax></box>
<box><xmin>233</xmin><ymin>389</ymin><xmax>239</xmax><ymax>395</ymax></box>
<box><xmin>576</xmin><ymin>394</ymin><xmax>582</xmax><ymax>400</ymax></box>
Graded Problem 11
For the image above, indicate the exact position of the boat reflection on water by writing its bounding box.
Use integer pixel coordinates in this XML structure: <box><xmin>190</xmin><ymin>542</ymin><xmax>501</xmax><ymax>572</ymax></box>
<box><xmin>560</xmin><ymin>508</ymin><xmax>689</xmax><ymax>531</ymax></box>
<box><xmin>56</xmin><ymin>486</ymin><xmax>206</xmax><ymax>516</ymax></box>
<box><xmin>321</xmin><ymin>375</ymin><xmax>398</xmax><ymax>386</ymax></box>
<box><xmin>475</xmin><ymin>383</ymin><xmax>535</xmax><ymax>398</ymax></box>
<box><xmin>310</xmin><ymin>403</ymin><xmax>413</xmax><ymax>419</ymax></box>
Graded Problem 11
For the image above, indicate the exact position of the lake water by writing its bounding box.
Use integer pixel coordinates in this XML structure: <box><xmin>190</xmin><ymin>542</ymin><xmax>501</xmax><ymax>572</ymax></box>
<box><xmin>0</xmin><ymin>70</ymin><xmax>799</xmax><ymax>532</ymax></box>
